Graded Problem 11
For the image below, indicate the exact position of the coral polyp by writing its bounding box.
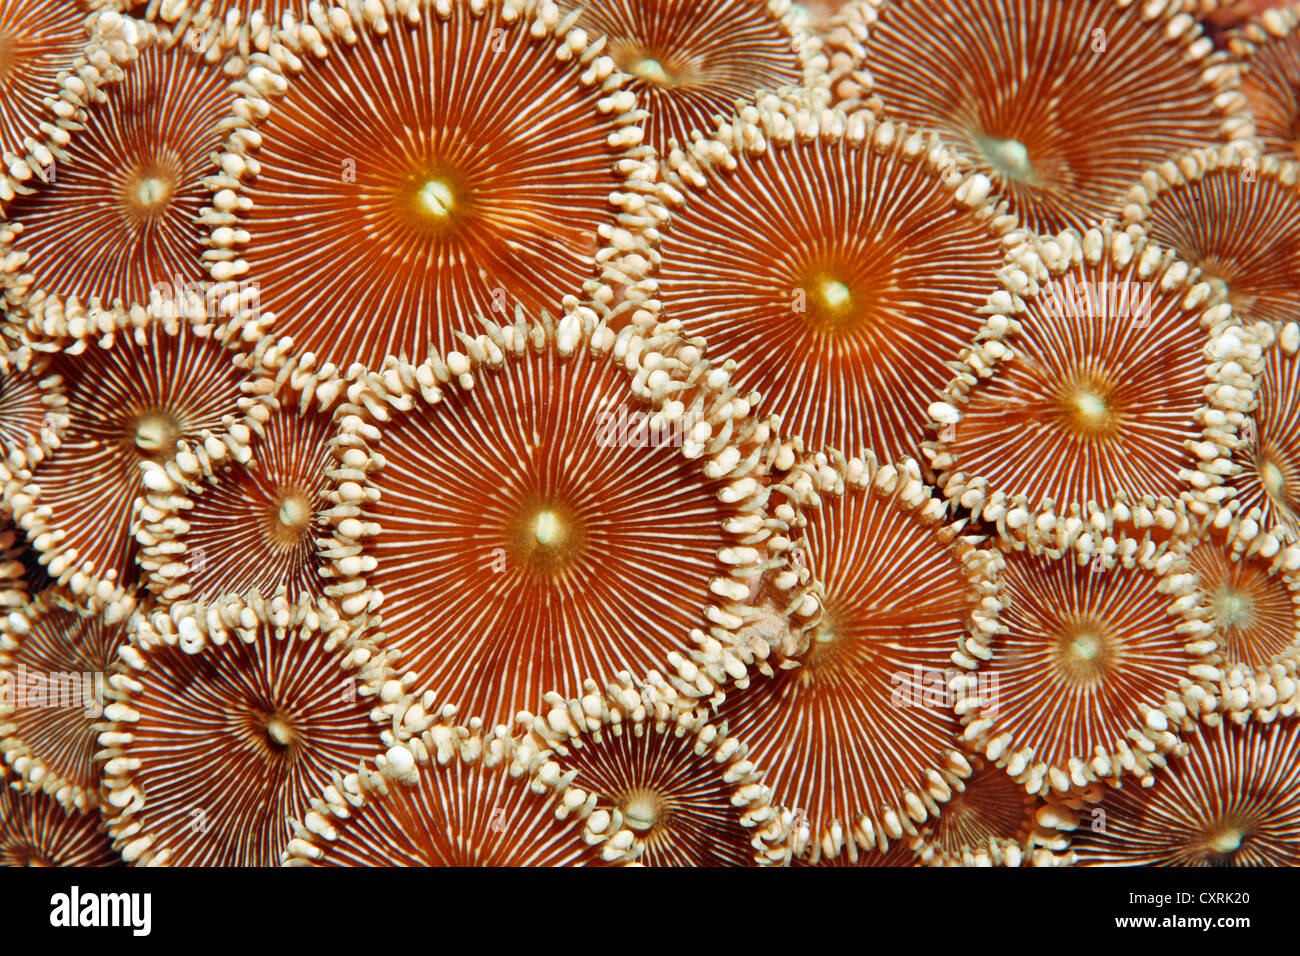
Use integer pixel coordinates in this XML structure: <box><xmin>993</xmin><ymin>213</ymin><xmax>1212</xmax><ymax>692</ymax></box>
<box><xmin>1052</xmin><ymin>717</ymin><xmax>1300</xmax><ymax>866</ymax></box>
<box><xmin>1122</xmin><ymin>146</ymin><xmax>1300</xmax><ymax>328</ymax></box>
<box><xmin>855</xmin><ymin>0</ymin><xmax>1252</xmax><ymax>233</ymax></box>
<box><xmin>3</xmin><ymin>303</ymin><xmax>274</xmax><ymax>620</ymax></box>
<box><xmin>515</xmin><ymin>682</ymin><xmax>786</xmax><ymax>865</ymax></box>
<box><xmin>135</xmin><ymin>371</ymin><xmax>336</xmax><ymax>617</ymax></box>
<box><xmin>1201</xmin><ymin>320</ymin><xmax>1300</xmax><ymax>546</ymax></box>
<box><xmin>0</xmin><ymin>589</ymin><xmax>127</xmax><ymax>811</ymax></box>
<box><xmin>98</xmin><ymin>595</ymin><xmax>392</xmax><ymax>865</ymax></box>
<box><xmin>954</xmin><ymin>532</ymin><xmax>1215</xmax><ymax>794</ymax></box>
<box><xmin>286</xmin><ymin>724</ymin><xmax>632</xmax><ymax>866</ymax></box>
<box><xmin>650</xmin><ymin>100</ymin><xmax>1023</xmax><ymax>465</ymax></box>
<box><xmin>206</xmin><ymin>0</ymin><xmax>652</xmax><ymax>373</ymax></box>
<box><xmin>715</xmin><ymin>451</ymin><xmax>1000</xmax><ymax>861</ymax></box>
<box><xmin>555</xmin><ymin>0</ymin><xmax>825</xmax><ymax>156</ymax></box>
<box><xmin>326</xmin><ymin>311</ymin><xmax>777</xmax><ymax>732</ymax></box>
<box><xmin>0</xmin><ymin>784</ymin><xmax>119</xmax><ymax>866</ymax></box>
<box><xmin>927</xmin><ymin>225</ymin><xmax>1261</xmax><ymax>546</ymax></box>
<box><xmin>1230</xmin><ymin>5</ymin><xmax>1300</xmax><ymax>160</ymax></box>
<box><xmin>2</xmin><ymin>22</ymin><xmax>232</xmax><ymax>325</ymax></box>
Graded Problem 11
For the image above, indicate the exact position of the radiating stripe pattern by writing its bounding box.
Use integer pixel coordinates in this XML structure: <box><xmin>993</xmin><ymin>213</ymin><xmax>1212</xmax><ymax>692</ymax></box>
<box><xmin>365</xmin><ymin>345</ymin><xmax>730</xmax><ymax>729</ymax></box>
<box><xmin>174</xmin><ymin>402</ymin><xmax>333</xmax><ymax>604</ymax></box>
<box><xmin>1184</xmin><ymin>533</ymin><xmax>1297</xmax><ymax>671</ymax></box>
<box><xmin>1136</xmin><ymin>164</ymin><xmax>1300</xmax><ymax>328</ymax></box>
<box><xmin>862</xmin><ymin>0</ymin><xmax>1241</xmax><ymax>233</ymax></box>
<box><xmin>25</xmin><ymin>322</ymin><xmax>248</xmax><ymax>594</ymax></box>
<box><xmin>716</xmin><ymin>478</ymin><xmax>978</xmax><ymax>852</ymax></box>
<box><xmin>0</xmin><ymin>519</ymin><xmax>30</xmax><ymax>608</ymax></box>
<box><xmin>114</xmin><ymin>622</ymin><xmax>382</xmax><ymax>866</ymax></box>
<box><xmin>1227</xmin><ymin>327</ymin><xmax>1300</xmax><ymax>539</ymax></box>
<box><xmin>0</xmin><ymin>362</ymin><xmax>51</xmax><ymax>464</ymax></box>
<box><xmin>0</xmin><ymin>519</ymin><xmax>50</xmax><ymax>598</ymax></box>
<box><xmin>0</xmin><ymin>592</ymin><xmax>127</xmax><ymax>808</ymax></box>
<box><xmin>657</xmin><ymin>135</ymin><xmax>1008</xmax><ymax>464</ymax></box>
<box><xmin>556</xmin><ymin>0</ymin><xmax>807</xmax><ymax>154</ymax></box>
<box><xmin>1068</xmin><ymin>719</ymin><xmax>1300</xmax><ymax>866</ymax></box>
<box><xmin>0</xmin><ymin>0</ymin><xmax>89</xmax><ymax>161</ymax></box>
<box><xmin>918</xmin><ymin>759</ymin><xmax>1037</xmax><ymax>859</ymax></box>
<box><xmin>296</xmin><ymin>755</ymin><xmax>607</xmax><ymax>866</ymax></box>
<box><xmin>1236</xmin><ymin>18</ymin><xmax>1300</xmax><ymax>161</ymax></box>
<box><xmin>0</xmin><ymin>787</ymin><xmax>120</xmax><ymax>866</ymax></box>
<box><xmin>3</xmin><ymin>38</ymin><xmax>230</xmax><ymax>309</ymax></box>
<box><xmin>979</xmin><ymin>549</ymin><xmax>1193</xmax><ymax>772</ymax></box>
<box><xmin>548</xmin><ymin>719</ymin><xmax>764</xmax><ymax>866</ymax></box>
<box><xmin>234</xmin><ymin>6</ymin><xmax>625</xmax><ymax>370</ymax></box>
<box><xmin>945</xmin><ymin>262</ymin><xmax>1210</xmax><ymax>511</ymax></box>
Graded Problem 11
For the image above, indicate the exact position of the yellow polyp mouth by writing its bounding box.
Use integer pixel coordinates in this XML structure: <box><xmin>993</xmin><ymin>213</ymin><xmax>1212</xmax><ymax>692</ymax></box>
<box><xmin>1212</xmin><ymin>586</ymin><xmax>1255</xmax><ymax>631</ymax></box>
<box><xmin>507</xmin><ymin>501</ymin><xmax>585</xmax><ymax>578</ymax></box>
<box><xmin>531</xmin><ymin>509</ymin><xmax>565</xmax><ymax>547</ymax></box>
<box><xmin>123</xmin><ymin>166</ymin><xmax>177</xmax><ymax>216</ymax></box>
<box><xmin>136</xmin><ymin>176</ymin><xmax>172</xmax><ymax>209</ymax></box>
<box><xmin>1071</xmin><ymin>390</ymin><xmax>1109</xmax><ymax>424</ymax></box>
<box><xmin>265</xmin><ymin>716</ymin><xmax>296</xmax><ymax>748</ymax></box>
<box><xmin>1054</xmin><ymin>621</ymin><xmax>1115</xmax><ymax>684</ymax></box>
<box><xmin>975</xmin><ymin>132</ymin><xmax>1041</xmax><ymax>186</ymax></box>
<box><xmin>620</xmin><ymin>788</ymin><xmax>666</xmax><ymax>832</ymax></box>
<box><xmin>615</xmin><ymin>44</ymin><xmax>693</xmax><ymax>87</ymax></box>
<box><xmin>799</xmin><ymin>608</ymin><xmax>857</xmax><ymax>682</ymax></box>
<box><xmin>416</xmin><ymin>177</ymin><xmax>455</xmax><ymax>219</ymax></box>
<box><xmin>394</xmin><ymin>167</ymin><xmax>471</xmax><ymax>235</ymax></box>
<box><xmin>1069</xmin><ymin>632</ymin><xmax>1103</xmax><ymax>663</ymax></box>
<box><xmin>134</xmin><ymin>417</ymin><xmax>170</xmax><ymax>452</ymax></box>
<box><xmin>266</xmin><ymin>488</ymin><xmax>314</xmax><ymax>549</ymax></box>
<box><xmin>1207</xmin><ymin>828</ymin><xmax>1243</xmax><ymax>854</ymax></box>
<box><xmin>278</xmin><ymin>496</ymin><xmax>309</xmax><ymax>530</ymax></box>
<box><xmin>1256</xmin><ymin>451</ymin><xmax>1297</xmax><ymax>516</ymax></box>
<box><xmin>130</xmin><ymin>411</ymin><xmax>182</xmax><ymax>460</ymax></box>
<box><xmin>1261</xmin><ymin>458</ymin><xmax>1285</xmax><ymax>499</ymax></box>
<box><xmin>631</xmin><ymin>57</ymin><xmax>671</xmax><ymax>85</ymax></box>
<box><xmin>818</xmin><ymin>278</ymin><xmax>852</xmax><ymax>313</ymax></box>
<box><xmin>977</xmin><ymin>132</ymin><xmax>1045</xmax><ymax>187</ymax></box>
<box><xmin>1058</xmin><ymin>375</ymin><xmax>1119</xmax><ymax>439</ymax></box>
<box><xmin>799</xmin><ymin>268</ymin><xmax>869</xmax><ymax>335</ymax></box>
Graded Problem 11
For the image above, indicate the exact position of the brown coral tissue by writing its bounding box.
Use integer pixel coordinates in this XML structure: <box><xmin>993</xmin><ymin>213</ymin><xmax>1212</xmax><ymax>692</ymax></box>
<box><xmin>0</xmin><ymin>0</ymin><xmax>1296</xmax><ymax>910</ymax></box>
